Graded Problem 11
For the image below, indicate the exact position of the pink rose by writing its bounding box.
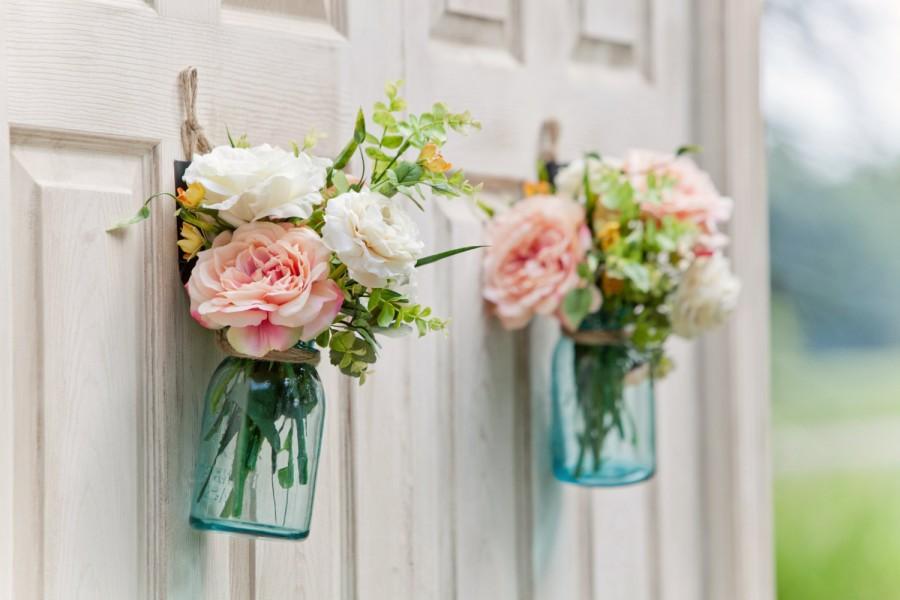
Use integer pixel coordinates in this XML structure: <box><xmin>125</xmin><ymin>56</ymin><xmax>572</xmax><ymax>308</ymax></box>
<box><xmin>483</xmin><ymin>195</ymin><xmax>589</xmax><ymax>329</ymax></box>
<box><xmin>186</xmin><ymin>221</ymin><xmax>343</xmax><ymax>357</ymax></box>
<box><xmin>623</xmin><ymin>150</ymin><xmax>732</xmax><ymax>252</ymax></box>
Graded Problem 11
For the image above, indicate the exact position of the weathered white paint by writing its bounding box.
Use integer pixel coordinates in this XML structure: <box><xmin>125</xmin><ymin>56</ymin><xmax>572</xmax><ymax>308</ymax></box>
<box><xmin>694</xmin><ymin>0</ymin><xmax>774</xmax><ymax>599</ymax></box>
<box><xmin>0</xmin><ymin>2</ymin><xmax>12</xmax><ymax>597</ymax></box>
<box><xmin>0</xmin><ymin>0</ymin><xmax>769</xmax><ymax>599</ymax></box>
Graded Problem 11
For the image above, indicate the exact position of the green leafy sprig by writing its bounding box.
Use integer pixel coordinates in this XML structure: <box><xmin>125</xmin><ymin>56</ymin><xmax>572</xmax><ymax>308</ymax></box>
<box><xmin>557</xmin><ymin>154</ymin><xmax>700</xmax><ymax>358</ymax></box>
<box><xmin>317</xmin><ymin>262</ymin><xmax>450</xmax><ymax>384</ymax></box>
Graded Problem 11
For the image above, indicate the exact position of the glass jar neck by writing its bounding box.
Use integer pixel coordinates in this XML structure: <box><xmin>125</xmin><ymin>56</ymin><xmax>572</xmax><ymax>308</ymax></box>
<box><xmin>294</xmin><ymin>340</ymin><xmax>318</xmax><ymax>353</ymax></box>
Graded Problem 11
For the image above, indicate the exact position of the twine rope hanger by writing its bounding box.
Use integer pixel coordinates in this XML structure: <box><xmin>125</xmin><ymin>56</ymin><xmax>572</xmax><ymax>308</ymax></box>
<box><xmin>179</xmin><ymin>66</ymin><xmax>213</xmax><ymax>160</ymax></box>
<box><xmin>215</xmin><ymin>331</ymin><xmax>321</xmax><ymax>366</ymax></box>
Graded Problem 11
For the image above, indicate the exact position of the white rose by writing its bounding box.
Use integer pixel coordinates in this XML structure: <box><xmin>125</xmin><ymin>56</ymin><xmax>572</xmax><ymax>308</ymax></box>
<box><xmin>670</xmin><ymin>254</ymin><xmax>741</xmax><ymax>338</ymax></box>
<box><xmin>183</xmin><ymin>144</ymin><xmax>331</xmax><ymax>226</ymax></box>
<box><xmin>322</xmin><ymin>190</ymin><xmax>425</xmax><ymax>290</ymax></box>
<box><xmin>555</xmin><ymin>156</ymin><xmax>622</xmax><ymax>200</ymax></box>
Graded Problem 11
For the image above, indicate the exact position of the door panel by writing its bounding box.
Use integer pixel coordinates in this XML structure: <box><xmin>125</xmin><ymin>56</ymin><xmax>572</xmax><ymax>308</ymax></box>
<box><xmin>10</xmin><ymin>136</ymin><xmax>156</xmax><ymax>600</ymax></box>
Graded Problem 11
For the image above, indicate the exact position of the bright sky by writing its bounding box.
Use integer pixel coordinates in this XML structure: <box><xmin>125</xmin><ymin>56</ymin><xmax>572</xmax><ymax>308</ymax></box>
<box><xmin>762</xmin><ymin>0</ymin><xmax>900</xmax><ymax>177</ymax></box>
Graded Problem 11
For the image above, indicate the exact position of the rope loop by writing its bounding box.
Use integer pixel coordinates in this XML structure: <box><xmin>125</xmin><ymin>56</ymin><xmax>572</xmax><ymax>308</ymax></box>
<box><xmin>179</xmin><ymin>66</ymin><xmax>212</xmax><ymax>159</ymax></box>
<box><xmin>561</xmin><ymin>328</ymin><xmax>627</xmax><ymax>346</ymax></box>
<box><xmin>216</xmin><ymin>330</ymin><xmax>321</xmax><ymax>366</ymax></box>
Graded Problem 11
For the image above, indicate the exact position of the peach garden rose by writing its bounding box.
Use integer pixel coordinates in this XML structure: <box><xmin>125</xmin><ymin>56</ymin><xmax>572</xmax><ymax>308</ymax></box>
<box><xmin>623</xmin><ymin>149</ymin><xmax>732</xmax><ymax>253</ymax></box>
<box><xmin>482</xmin><ymin>195</ymin><xmax>591</xmax><ymax>329</ymax></box>
<box><xmin>186</xmin><ymin>221</ymin><xmax>343</xmax><ymax>357</ymax></box>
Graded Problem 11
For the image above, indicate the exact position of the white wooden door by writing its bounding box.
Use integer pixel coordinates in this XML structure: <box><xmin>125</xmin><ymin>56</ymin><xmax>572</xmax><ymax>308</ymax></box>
<box><xmin>0</xmin><ymin>1</ymin><xmax>770</xmax><ymax>599</ymax></box>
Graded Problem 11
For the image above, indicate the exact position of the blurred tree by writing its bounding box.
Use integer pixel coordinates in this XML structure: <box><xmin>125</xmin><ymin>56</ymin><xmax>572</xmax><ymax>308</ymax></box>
<box><xmin>769</xmin><ymin>141</ymin><xmax>900</xmax><ymax>350</ymax></box>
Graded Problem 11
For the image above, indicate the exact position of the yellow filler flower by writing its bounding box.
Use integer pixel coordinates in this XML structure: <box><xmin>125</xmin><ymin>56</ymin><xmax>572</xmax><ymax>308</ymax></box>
<box><xmin>177</xmin><ymin>222</ymin><xmax>205</xmax><ymax>260</ymax></box>
<box><xmin>177</xmin><ymin>181</ymin><xmax>205</xmax><ymax>208</ymax></box>
<box><xmin>418</xmin><ymin>143</ymin><xmax>452</xmax><ymax>173</ymax></box>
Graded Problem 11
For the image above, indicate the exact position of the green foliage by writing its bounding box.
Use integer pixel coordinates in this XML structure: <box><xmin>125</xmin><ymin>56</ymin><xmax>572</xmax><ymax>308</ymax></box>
<box><xmin>560</xmin><ymin>287</ymin><xmax>596</xmax><ymax>331</ymax></box>
<box><xmin>106</xmin><ymin>192</ymin><xmax>175</xmax><ymax>232</ymax></box>
<box><xmin>359</xmin><ymin>82</ymin><xmax>480</xmax><ymax>203</ymax></box>
<box><xmin>558</xmin><ymin>156</ymin><xmax>701</xmax><ymax>359</ymax></box>
<box><xmin>226</xmin><ymin>127</ymin><xmax>251</xmax><ymax>149</ymax></box>
<box><xmin>415</xmin><ymin>245</ymin><xmax>485</xmax><ymax>268</ymax></box>
<box><xmin>323</xmin><ymin>263</ymin><xmax>448</xmax><ymax>383</ymax></box>
<box><xmin>675</xmin><ymin>144</ymin><xmax>701</xmax><ymax>157</ymax></box>
<box><xmin>332</xmin><ymin>169</ymin><xmax>351</xmax><ymax>195</ymax></box>
<box><xmin>331</xmin><ymin>108</ymin><xmax>366</xmax><ymax>176</ymax></box>
<box><xmin>299</xmin><ymin>128</ymin><xmax>326</xmax><ymax>153</ymax></box>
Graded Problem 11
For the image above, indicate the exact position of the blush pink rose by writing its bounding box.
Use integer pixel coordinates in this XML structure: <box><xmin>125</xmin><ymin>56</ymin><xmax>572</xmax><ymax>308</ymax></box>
<box><xmin>186</xmin><ymin>221</ymin><xmax>343</xmax><ymax>357</ymax></box>
<box><xmin>483</xmin><ymin>195</ymin><xmax>590</xmax><ymax>329</ymax></box>
<box><xmin>623</xmin><ymin>150</ymin><xmax>732</xmax><ymax>252</ymax></box>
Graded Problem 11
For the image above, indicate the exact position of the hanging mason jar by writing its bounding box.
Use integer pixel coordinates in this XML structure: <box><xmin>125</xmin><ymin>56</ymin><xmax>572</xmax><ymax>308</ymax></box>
<box><xmin>550</xmin><ymin>315</ymin><xmax>656</xmax><ymax>487</ymax></box>
<box><xmin>189</xmin><ymin>333</ymin><xmax>325</xmax><ymax>540</ymax></box>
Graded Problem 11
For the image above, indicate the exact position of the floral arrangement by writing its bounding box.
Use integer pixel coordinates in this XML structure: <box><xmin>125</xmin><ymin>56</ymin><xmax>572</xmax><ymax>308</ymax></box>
<box><xmin>481</xmin><ymin>148</ymin><xmax>740</xmax><ymax>485</ymax></box>
<box><xmin>111</xmin><ymin>81</ymin><xmax>482</xmax><ymax>537</ymax></box>
<box><xmin>114</xmin><ymin>81</ymin><xmax>481</xmax><ymax>384</ymax></box>
<box><xmin>483</xmin><ymin>148</ymin><xmax>740</xmax><ymax>365</ymax></box>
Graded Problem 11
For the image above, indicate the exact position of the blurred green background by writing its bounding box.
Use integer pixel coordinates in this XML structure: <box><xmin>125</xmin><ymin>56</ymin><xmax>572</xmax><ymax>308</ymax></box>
<box><xmin>772</xmin><ymin>298</ymin><xmax>900</xmax><ymax>599</ymax></box>
<box><xmin>765</xmin><ymin>1</ymin><xmax>900</xmax><ymax>597</ymax></box>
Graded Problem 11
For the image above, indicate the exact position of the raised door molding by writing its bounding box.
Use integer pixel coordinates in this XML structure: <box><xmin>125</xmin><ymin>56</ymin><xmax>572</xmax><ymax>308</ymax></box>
<box><xmin>429</xmin><ymin>0</ymin><xmax>522</xmax><ymax>58</ymax></box>
<box><xmin>9</xmin><ymin>133</ymin><xmax>164</xmax><ymax>600</ymax></box>
<box><xmin>573</xmin><ymin>0</ymin><xmax>652</xmax><ymax>76</ymax></box>
<box><xmin>222</xmin><ymin>0</ymin><xmax>347</xmax><ymax>34</ymax></box>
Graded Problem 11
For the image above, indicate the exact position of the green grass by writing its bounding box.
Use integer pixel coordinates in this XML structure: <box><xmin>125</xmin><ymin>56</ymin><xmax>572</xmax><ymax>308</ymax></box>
<box><xmin>773</xmin><ymin>296</ymin><xmax>900</xmax><ymax>599</ymax></box>
<box><xmin>776</xmin><ymin>470</ymin><xmax>900</xmax><ymax>600</ymax></box>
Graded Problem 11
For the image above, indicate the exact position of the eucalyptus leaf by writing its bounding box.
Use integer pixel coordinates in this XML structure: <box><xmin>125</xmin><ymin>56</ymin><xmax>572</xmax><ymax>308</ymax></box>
<box><xmin>333</xmin><ymin>169</ymin><xmax>350</xmax><ymax>194</ymax></box>
<box><xmin>365</xmin><ymin>147</ymin><xmax>393</xmax><ymax>162</ymax></box>
<box><xmin>560</xmin><ymin>287</ymin><xmax>595</xmax><ymax>331</ymax></box>
<box><xmin>332</xmin><ymin>140</ymin><xmax>358</xmax><ymax>171</ymax></box>
<box><xmin>106</xmin><ymin>192</ymin><xmax>176</xmax><ymax>232</ymax></box>
<box><xmin>353</xmin><ymin>108</ymin><xmax>367</xmax><ymax>144</ymax></box>
<box><xmin>106</xmin><ymin>205</ymin><xmax>150</xmax><ymax>232</ymax></box>
<box><xmin>382</xmin><ymin>135</ymin><xmax>404</xmax><ymax>149</ymax></box>
<box><xmin>377</xmin><ymin>303</ymin><xmax>396</xmax><ymax>328</ymax></box>
<box><xmin>391</xmin><ymin>161</ymin><xmax>424</xmax><ymax>187</ymax></box>
<box><xmin>676</xmin><ymin>144</ymin><xmax>702</xmax><ymax>157</ymax></box>
<box><xmin>621</xmin><ymin>262</ymin><xmax>651</xmax><ymax>293</ymax></box>
<box><xmin>373</xmin><ymin>110</ymin><xmax>397</xmax><ymax>129</ymax></box>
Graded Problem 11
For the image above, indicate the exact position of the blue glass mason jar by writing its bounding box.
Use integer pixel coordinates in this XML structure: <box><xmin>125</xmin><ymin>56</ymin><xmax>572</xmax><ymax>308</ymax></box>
<box><xmin>550</xmin><ymin>316</ymin><xmax>656</xmax><ymax>487</ymax></box>
<box><xmin>189</xmin><ymin>340</ymin><xmax>325</xmax><ymax>540</ymax></box>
